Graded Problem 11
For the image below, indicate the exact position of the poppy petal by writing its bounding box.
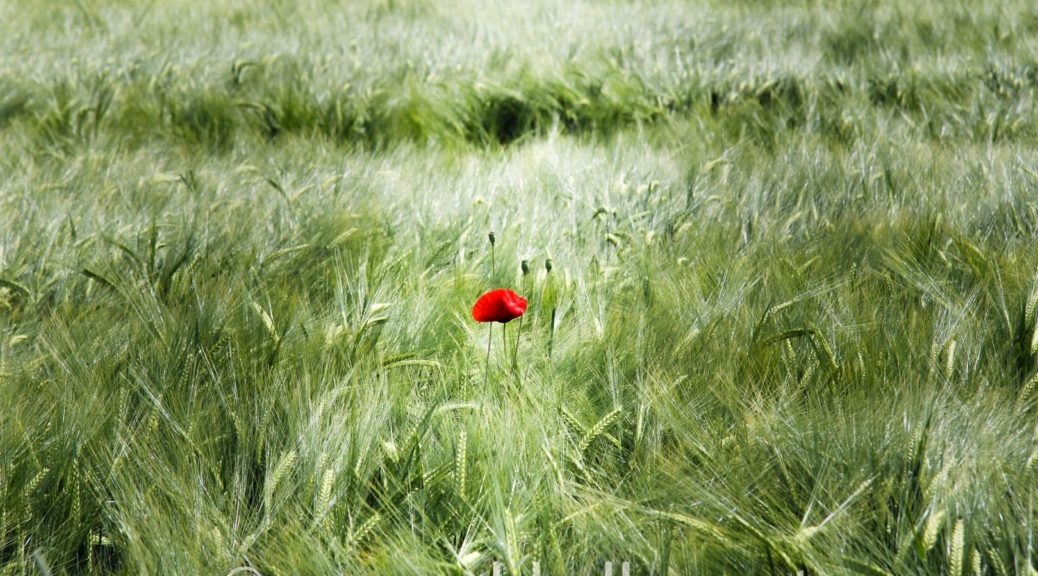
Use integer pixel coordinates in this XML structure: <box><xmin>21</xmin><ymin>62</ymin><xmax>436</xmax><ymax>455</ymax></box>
<box><xmin>472</xmin><ymin>289</ymin><xmax>527</xmax><ymax>323</ymax></box>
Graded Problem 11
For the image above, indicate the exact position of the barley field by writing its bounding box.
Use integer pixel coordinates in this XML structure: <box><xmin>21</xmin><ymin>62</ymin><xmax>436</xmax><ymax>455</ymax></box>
<box><xmin>2</xmin><ymin>0</ymin><xmax>1038</xmax><ymax>574</ymax></box>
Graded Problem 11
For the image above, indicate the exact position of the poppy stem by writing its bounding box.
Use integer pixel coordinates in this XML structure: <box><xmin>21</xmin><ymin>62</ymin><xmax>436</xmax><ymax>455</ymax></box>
<box><xmin>483</xmin><ymin>323</ymin><xmax>492</xmax><ymax>402</ymax></box>
<box><xmin>511</xmin><ymin>316</ymin><xmax>523</xmax><ymax>378</ymax></box>
<box><xmin>502</xmin><ymin>322</ymin><xmax>508</xmax><ymax>369</ymax></box>
<box><xmin>512</xmin><ymin>275</ymin><xmax>526</xmax><ymax>378</ymax></box>
<box><xmin>548</xmin><ymin>307</ymin><xmax>556</xmax><ymax>358</ymax></box>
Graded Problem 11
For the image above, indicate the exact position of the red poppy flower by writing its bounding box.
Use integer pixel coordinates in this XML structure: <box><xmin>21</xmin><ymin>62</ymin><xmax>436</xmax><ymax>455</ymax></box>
<box><xmin>472</xmin><ymin>289</ymin><xmax>527</xmax><ymax>324</ymax></box>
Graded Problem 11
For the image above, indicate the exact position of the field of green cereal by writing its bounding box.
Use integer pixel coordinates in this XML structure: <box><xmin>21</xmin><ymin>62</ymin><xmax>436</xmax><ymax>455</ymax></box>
<box><xmin>2</xmin><ymin>0</ymin><xmax>1038</xmax><ymax>573</ymax></box>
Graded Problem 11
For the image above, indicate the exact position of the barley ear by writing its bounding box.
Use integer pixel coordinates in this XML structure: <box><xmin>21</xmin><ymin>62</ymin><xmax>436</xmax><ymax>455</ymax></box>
<box><xmin>454</xmin><ymin>429</ymin><xmax>467</xmax><ymax>499</ymax></box>
<box><xmin>949</xmin><ymin>519</ymin><xmax>965</xmax><ymax>576</ymax></box>
<box><xmin>921</xmin><ymin>508</ymin><xmax>945</xmax><ymax>556</ymax></box>
<box><xmin>944</xmin><ymin>339</ymin><xmax>956</xmax><ymax>380</ymax></box>
<box><xmin>578</xmin><ymin>408</ymin><xmax>622</xmax><ymax>456</ymax></box>
<box><xmin>265</xmin><ymin>450</ymin><xmax>297</xmax><ymax>514</ymax></box>
<box><xmin>1025</xmin><ymin>281</ymin><xmax>1038</xmax><ymax>323</ymax></box>
<box><xmin>1017</xmin><ymin>372</ymin><xmax>1038</xmax><ymax>412</ymax></box>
